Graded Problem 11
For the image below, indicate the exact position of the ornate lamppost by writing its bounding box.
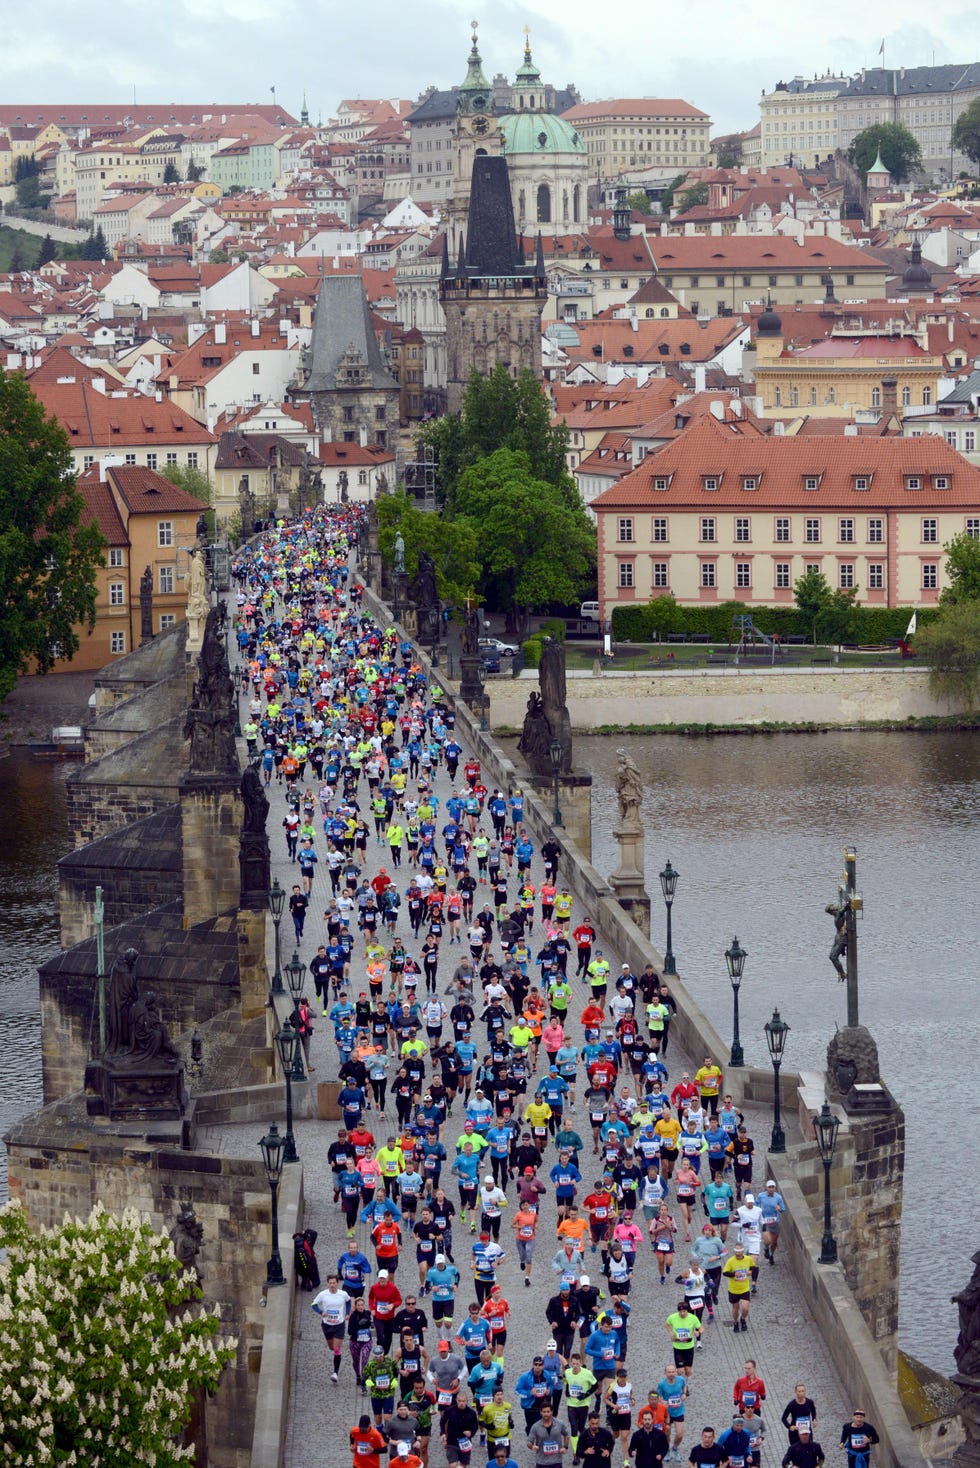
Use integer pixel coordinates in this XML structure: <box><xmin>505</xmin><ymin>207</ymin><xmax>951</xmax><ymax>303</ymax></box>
<box><xmin>274</xmin><ymin>1024</ymin><xmax>300</xmax><ymax>1164</ymax></box>
<box><xmin>725</xmin><ymin>936</ymin><xmax>746</xmax><ymax>1068</ymax></box>
<box><xmin>814</xmin><ymin>1100</ymin><xmax>841</xmax><ymax>1263</ymax></box>
<box><xmin>549</xmin><ymin>737</ymin><xmax>564</xmax><ymax>827</ymax></box>
<box><xmin>259</xmin><ymin>1123</ymin><xmax>286</xmax><ymax>1287</ymax></box>
<box><xmin>659</xmin><ymin>860</ymin><xmax>679</xmax><ymax>976</ymax></box>
<box><xmin>764</xmin><ymin>1008</ymin><xmax>790</xmax><ymax>1154</ymax></box>
<box><xmin>283</xmin><ymin>950</ymin><xmax>308</xmax><ymax>1082</ymax></box>
<box><xmin>268</xmin><ymin>879</ymin><xmax>285</xmax><ymax>994</ymax></box>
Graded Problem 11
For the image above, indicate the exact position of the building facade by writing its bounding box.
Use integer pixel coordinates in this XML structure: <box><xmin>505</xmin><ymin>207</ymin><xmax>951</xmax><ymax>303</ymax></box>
<box><xmin>836</xmin><ymin>64</ymin><xmax>980</xmax><ymax>179</ymax></box>
<box><xmin>593</xmin><ymin>416</ymin><xmax>980</xmax><ymax>616</ymax></box>
<box><xmin>759</xmin><ymin>75</ymin><xmax>849</xmax><ymax>168</ymax></box>
<box><xmin>561</xmin><ymin>98</ymin><xmax>712</xmax><ymax>180</ymax></box>
<box><xmin>299</xmin><ymin>274</ymin><xmax>400</xmax><ymax>448</ymax></box>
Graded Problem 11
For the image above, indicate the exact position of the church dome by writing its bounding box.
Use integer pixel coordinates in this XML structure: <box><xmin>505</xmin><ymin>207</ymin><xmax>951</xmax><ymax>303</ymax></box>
<box><xmin>500</xmin><ymin>111</ymin><xmax>586</xmax><ymax>157</ymax></box>
<box><xmin>757</xmin><ymin>298</ymin><xmax>782</xmax><ymax>335</ymax></box>
<box><xmin>902</xmin><ymin>240</ymin><xmax>932</xmax><ymax>288</ymax></box>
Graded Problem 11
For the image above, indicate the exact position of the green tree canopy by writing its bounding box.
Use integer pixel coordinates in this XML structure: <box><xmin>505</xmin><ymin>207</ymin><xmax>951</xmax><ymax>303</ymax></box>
<box><xmin>940</xmin><ymin>529</ymin><xmax>980</xmax><ymax>605</ymax></box>
<box><xmin>658</xmin><ymin>175</ymin><xmax>687</xmax><ymax>212</ymax></box>
<box><xmin>417</xmin><ymin>365</ymin><xmax>574</xmax><ymax>508</ymax></box>
<box><xmin>0</xmin><ymin>1197</ymin><xmax>236</xmax><ymax>1467</ymax></box>
<box><xmin>674</xmin><ymin>182</ymin><xmax>709</xmax><ymax>214</ymax></box>
<box><xmin>376</xmin><ymin>490</ymin><xmax>481</xmax><ymax>609</ymax></box>
<box><xmin>793</xmin><ymin>566</ymin><xmax>832</xmax><ymax>641</ymax></box>
<box><xmin>0</xmin><ymin>370</ymin><xmax>106</xmax><ymax>701</ymax></box>
<box><xmin>163</xmin><ymin>160</ymin><xmax>180</xmax><ymax>183</ymax></box>
<box><xmin>37</xmin><ymin>232</ymin><xmax>57</xmax><ymax>266</ymax></box>
<box><xmin>848</xmin><ymin>123</ymin><xmax>922</xmax><ymax>183</ymax></box>
<box><xmin>953</xmin><ymin>98</ymin><xmax>980</xmax><ymax>170</ymax></box>
<box><xmin>161</xmin><ymin>462</ymin><xmax>214</xmax><ymax>505</ymax></box>
<box><xmin>815</xmin><ymin>586</ymin><xmax>860</xmax><ymax>650</ymax></box>
<box><xmin>454</xmin><ymin>448</ymin><xmax>596</xmax><ymax>629</ymax></box>
<box><xmin>625</xmin><ymin>190</ymin><xmax>653</xmax><ymax>215</ymax></box>
<box><xmin>918</xmin><ymin>599</ymin><xmax>980</xmax><ymax>710</ymax></box>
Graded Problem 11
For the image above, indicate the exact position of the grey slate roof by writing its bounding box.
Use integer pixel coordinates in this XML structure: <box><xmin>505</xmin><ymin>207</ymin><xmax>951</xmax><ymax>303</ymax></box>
<box><xmin>458</xmin><ymin>155</ymin><xmax>543</xmax><ymax>279</ymax></box>
<box><xmin>840</xmin><ymin>63</ymin><xmax>980</xmax><ymax>97</ymax></box>
<box><xmin>305</xmin><ymin>275</ymin><xmax>399</xmax><ymax>393</ymax></box>
<box><xmin>408</xmin><ymin>89</ymin><xmax>458</xmax><ymax>123</ymax></box>
<box><xmin>940</xmin><ymin>369</ymin><xmax>980</xmax><ymax>404</ymax></box>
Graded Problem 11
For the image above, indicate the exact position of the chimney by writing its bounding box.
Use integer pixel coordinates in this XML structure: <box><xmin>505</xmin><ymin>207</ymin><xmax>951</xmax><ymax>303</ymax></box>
<box><xmin>773</xmin><ymin>421</ymin><xmax>785</xmax><ymax>435</ymax></box>
<box><xmin>710</xmin><ymin>400</ymin><xmax>725</xmax><ymax>420</ymax></box>
<box><xmin>880</xmin><ymin>376</ymin><xmax>898</xmax><ymax>415</ymax></box>
<box><xmin>214</xmin><ymin>322</ymin><xmax>227</xmax><ymax>344</ymax></box>
<box><xmin>250</xmin><ymin>318</ymin><xmax>260</xmax><ymax>337</ymax></box>
<box><xmin>693</xmin><ymin>362</ymin><xmax>706</xmax><ymax>392</ymax></box>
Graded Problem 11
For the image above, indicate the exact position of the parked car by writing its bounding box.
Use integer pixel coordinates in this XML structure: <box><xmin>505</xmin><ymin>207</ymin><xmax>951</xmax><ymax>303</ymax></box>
<box><xmin>479</xmin><ymin>647</ymin><xmax>501</xmax><ymax>674</ymax></box>
<box><xmin>478</xmin><ymin>637</ymin><xmax>519</xmax><ymax>658</ymax></box>
<box><xmin>579</xmin><ymin>601</ymin><xmax>600</xmax><ymax>624</ymax></box>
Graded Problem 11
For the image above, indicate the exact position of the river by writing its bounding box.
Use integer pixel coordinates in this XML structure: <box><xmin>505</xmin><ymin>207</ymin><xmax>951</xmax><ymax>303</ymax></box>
<box><xmin>0</xmin><ymin>732</ymin><xmax>976</xmax><ymax>1372</ymax></box>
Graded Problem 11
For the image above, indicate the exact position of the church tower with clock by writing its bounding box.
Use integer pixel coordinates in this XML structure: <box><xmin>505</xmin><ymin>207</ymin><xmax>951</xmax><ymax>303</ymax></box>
<box><xmin>448</xmin><ymin>21</ymin><xmax>503</xmax><ymax>256</ymax></box>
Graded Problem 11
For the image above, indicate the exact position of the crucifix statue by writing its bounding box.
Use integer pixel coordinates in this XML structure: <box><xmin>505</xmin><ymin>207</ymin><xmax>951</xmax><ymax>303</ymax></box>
<box><xmin>825</xmin><ymin>845</ymin><xmax>861</xmax><ymax>1028</ymax></box>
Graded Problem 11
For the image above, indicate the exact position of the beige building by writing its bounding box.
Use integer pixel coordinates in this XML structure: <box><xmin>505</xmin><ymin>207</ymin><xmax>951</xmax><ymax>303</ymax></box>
<box><xmin>561</xmin><ymin>98</ymin><xmax>711</xmax><ymax>180</ymax></box>
<box><xmin>836</xmin><ymin>64</ymin><xmax>980</xmax><ymax>180</ymax></box>
<box><xmin>648</xmin><ymin>235</ymin><xmax>889</xmax><ymax>316</ymax></box>
<box><xmin>759</xmin><ymin>75</ymin><xmax>849</xmax><ymax>168</ymax></box>
<box><xmin>593</xmin><ymin>414</ymin><xmax>980</xmax><ymax>616</ymax></box>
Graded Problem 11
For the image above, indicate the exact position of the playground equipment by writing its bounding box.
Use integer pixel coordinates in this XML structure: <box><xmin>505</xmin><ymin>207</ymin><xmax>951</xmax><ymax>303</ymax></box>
<box><xmin>730</xmin><ymin>613</ymin><xmax>785</xmax><ymax>662</ymax></box>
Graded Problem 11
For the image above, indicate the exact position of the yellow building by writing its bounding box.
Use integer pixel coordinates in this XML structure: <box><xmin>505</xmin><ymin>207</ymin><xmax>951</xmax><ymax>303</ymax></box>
<box><xmin>561</xmin><ymin>99</ymin><xmax>711</xmax><ymax>179</ymax></box>
<box><xmin>759</xmin><ymin>75</ymin><xmax>848</xmax><ymax>168</ymax></box>
<box><xmin>592</xmin><ymin>413</ymin><xmax>980</xmax><ymax>614</ymax></box>
<box><xmin>648</xmin><ymin>235</ymin><xmax>889</xmax><ymax>316</ymax></box>
<box><xmin>751</xmin><ymin>304</ymin><xmax>944</xmax><ymax>417</ymax></box>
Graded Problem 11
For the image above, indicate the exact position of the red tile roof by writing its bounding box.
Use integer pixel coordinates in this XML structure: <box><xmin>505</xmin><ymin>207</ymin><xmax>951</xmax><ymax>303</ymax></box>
<box><xmin>77</xmin><ymin>475</ymin><xmax>127</xmax><ymax>545</ymax></box>
<box><xmin>563</xmin><ymin>99</ymin><xmax>709</xmax><ymax>121</ymax></box>
<box><xmin>105</xmin><ymin>465</ymin><xmax>209</xmax><ymax>514</ymax></box>
<box><xmin>31</xmin><ymin>380</ymin><xmax>216</xmax><ymax>447</ymax></box>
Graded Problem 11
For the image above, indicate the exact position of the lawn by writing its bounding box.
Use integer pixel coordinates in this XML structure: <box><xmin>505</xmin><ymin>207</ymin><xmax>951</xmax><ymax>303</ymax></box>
<box><xmin>563</xmin><ymin>642</ymin><xmax>916</xmax><ymax>672</ymax></box>
<box><xmin>0</xmin><ymin>224</ymin><xmax>41</xmax><ymax>271</ymax></box>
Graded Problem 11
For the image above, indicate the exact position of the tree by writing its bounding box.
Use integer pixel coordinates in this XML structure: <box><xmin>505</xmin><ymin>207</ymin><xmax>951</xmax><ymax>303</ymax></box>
<box><xmin>940</xmin><ymin>530</ymin><xmax>980</xmax><ymax>605</ymax></box>
<box><xmin>953</xmin><ymin>98</ymin><xmax>980</xmax><ymax>171</ymax></box>
<box><xmin>848</xmin><ymin>123</ymin><xmax>922</xmax><ymax>183</ymax></box>
<box><xmin>208</xmin><ymin>247</ymin><xmax>231</xmax><ymax>264</ymax></box>
<box><xmin>625</xmin><ymin>190</ymin><xmax>652</xmax><ymax>215</ymax></box>
<box><xmin>417</xmin><ymin>365</ymin><xmax>574</xmax><ymax>509</ymax></box>
<box><xmin>0</xmin><ymin>1197</ymin><xmax>236</xmax><ymax>1466</ymax></box>
<box><xmin>37</xmin><ymin>233</ymin><xmax>57</xmax><ymax>266</ymax></box>
<box><xmin>815</xmin><ymin>586</ymin><xmax>859</xmax><ymax>651</ymax></box>
<box><xmin>8</xmin><ymin>245</ymin><xmax>24</xmax><ymax>273</ymax></box>
<box><xmin>163</xmin><ymin>160</ymin><xmax>181</xmax><ymax>184</ymax></box>
<box><xmin>376</xmin><ymin>490</ymin><xmax>481</xmax><ymax>608</ymax></box>
<box><xmin>454</xmin><ymin>448</ymin><xmax>596</xmax><ymax>634</ymax></box>
<box><xmin>0</xmin><ymin>370</ymin><xmax>106</xmax><ymax>702</ymax></box>
<box><xmin>658</xmin><ymin>174</ymin><xmax>687</xmax><ymax>212</ymax></box>
<box><xmin>161</xmin><ymin>462</ymin><xmax>214</xmax><ymax>506</ymax></box>
<box><xmin>793</xmin><ymin>567</ymin><xmax>831</xmax><ymax>643</ymax></box>
<box><xmin>82</xmin><ymin>226</ymin><xmax>107</xmax><ymax>261</ymax></box>
<box><xmin>186</xmin><ymin>160</ymin><xmax>206</xmax><ymax>183</ymax></box>
<box><xmin>674</xmin><ymin>182</ymin><xmax>709</xmax><ymax>214</ymax></box>
<box><xmin>918</xmin><ymin>600</ymin><xmax>980</xmax><ymax>709</ymax></box>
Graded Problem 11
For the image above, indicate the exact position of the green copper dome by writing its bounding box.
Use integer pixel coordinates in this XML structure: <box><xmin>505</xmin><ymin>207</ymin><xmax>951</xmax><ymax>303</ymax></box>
<box><xmin>500</xmin><ymin>111</ymin><xmax>586</xmax><ymax>156</ymax></box>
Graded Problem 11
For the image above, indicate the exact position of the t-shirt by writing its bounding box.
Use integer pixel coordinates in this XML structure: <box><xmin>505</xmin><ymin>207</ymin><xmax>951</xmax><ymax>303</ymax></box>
<box><xmin>312</xmin><ymin>1287</ymin><xmax>350</xmax><ymax>1328</ymax></box>
<box><xmin>527</xmin><ymin>1420</ymin><xmax>568</xmax><ymax>1465</ymax></box>
<box><xmin>722</xmin><ymin>1255</ymin><xmax>752</xmax><ymax>1293</ymax></box>
<box><xmin>665</xmin><ymin>1312</ymin><xmax>698</xmax><ymax>1349</ymax></box>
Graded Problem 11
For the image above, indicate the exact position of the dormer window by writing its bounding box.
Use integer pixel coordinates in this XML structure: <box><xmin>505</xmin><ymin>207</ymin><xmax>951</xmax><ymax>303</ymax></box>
<box><xmin>653</xmin><ymin>476</ymin><xmax>669</xmax><ymax>491</ymax></box>
<box><xmin>854</xmin><ymin>476</ymin><xmax>870</xmax><ymax>491</ymax></box>
<box><xmin>804</xmin><ymin>476</ymin><xmax>819</xmax><ymax>490</ymax></box>
<box><xmin>934</xmin><ymin>475</ymin><xmax>950</xmax><ymax>490</ymax></box>
<box><xmin>742</xmin><ymin>476</ymin><xmax>757</xmax><ymax>491</ymax></box>
<box><xmin>703</xmin><ymin>476</ymin><xmax>719</xmax><ymax>491</ymax></box>
<box><xmin>906</xmin><ymin>476</ymin><xmax>921</xmax><ymax>490</ymax></box>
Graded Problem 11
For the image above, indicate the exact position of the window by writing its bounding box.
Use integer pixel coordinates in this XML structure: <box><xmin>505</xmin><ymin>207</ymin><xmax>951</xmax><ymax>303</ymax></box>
<box><xmin>158</xmin><ymin>521</ymin><xmax>173</xmax><ymax>547</ymax></box>
<box><xmin>124</xmin><ymin>453</ymin><xmax>137</xmax><ymax>465</ymax></box>
<box><xmin>251</xmin><ymin>361</ymin><xmax>261</xmax><ymax>375</ymax></box>
<box><xmin>653</xmin><ymin>476</ymin><xmax>669</xmax><ymax>491</ymax></box>
<box><xmin>804</xmin><ymin>476</ymin><xmax>818</xmax><ymax>491</ymax></box>
<box><xmin>735</xmin><ymin>517</ymin><xmax>751</xmax><ymax>542</ymax></box>
<box><xmin>805</xmin><ymin>518</ymin><xmax>821</xmax><ymax>543</ymax></box>
<box><xmin>735</xmin><ymin>562</ymin><xmax>751</xmax><ymax>588</ymax></box>
<box><xmin>839</xmin><ymin>518</ymin><xmax>854</xmax><ymax>543</ymax></box>
<box><xmin>965</xmin><ymin>432</ymin><xmax>976</xmax><ymax>454</ymax></box>
<box><xmin>618</xmin><ymin>561</ymin><xmax>634</xmax><ymax>588</ymax></box>
<box><xmin>742</xmin><ymin>476</ymin><xmax>756</xmax><ymax>491</ymax></box>
<box><xmin>934</xmin><ymin>476</ymin><xmax>949</xmax><ymax>490</ymax></box>
<box><xmin>110</xmin><ymin>631</ymin><xmax>126</xmax><ymax>655</ymax></box>
<box><xmin>108</xmin><ymin>548</ymin><xmax>124</xmax><ymax>568</ymax></box>
<box><xmin>868</xmin><ymin>518</ymin><xmax>883</xmax><ymax>544</ymax></box>
<box><xmin>375</xmin><ymin>405</ymin><xmax>386</xmax><ymax>422</ymax></box>
<box><xmin>854</xmin><ymin>476</ymin><xmax>869</xmax><ymax>491</ymax></box>
<box><xmin>775</xmin><ymin>562</ymin><xmax>791</xmax><ymax>589</ymax></box>
<box><xmin>146</xmin><ymin>452</ymin><xmax>157</xmax><ymax>469</ymax></box>
<box><xmin>839</xmin><ymin>564</ymin><xmax>854</xmax><ymax>590</ymax></box>
<box><xmin>805</xmin><ymin>562</ymin><xmax>821</xmax><ymax>576</ymax></box>
<box><xmin>922</xmin><ymin>563</ymin><xmax>938</xmax><ymax>589</ymax></box>
<box><xmin>945</xmin><ymin>430</ymin><xmax>958</xmax><ymax>448</ymax></box>
<box><xmin>700</xmin><ymin>517</ymin><xmax>716</xmax><ymax>542</ymax></box>
<box><xmin>703</xmin><ymin>476</ymin><xmax>719</xmax><ymax>491</ymax></box>
<box><xmin>653</xmin><ymin>517</ymin><xmax>668</xmax><ymax>542</ymax></box>
<box><xmin>772</xmin><ymin>517</ymin><xmax>790</xmax><ymax>543</ymax></box>
<box><xmin>187</xmin><ymin>452</ymin><xmax>199</xmax><ymax>468</ymax></box>
<box><xmin>160</xmin><ymin>613</ymin><xmax>176</xmax><ymax>630</ymax></box>
<box><xmin>868</xmin><ymin>564</ymin><xmax>884</xmax><ymax>589</ymax></box>
<box><xmin>967</xmin><ymin>518</ymin><xmax>980</xmax><ymax>539</ymax></box>
<box><xmin>742</xmin><ymin>275</ymin><xmax>751</xmax><ymax>286</ymax></box>
<box><xmin>618</xmin><ymin>517</ymin><xmax>635</xmax><ymax>542</ymax></box>
<box><xmin>159</xmin><ymin>565</ymin><xmax>175</xmax><ymax>594</ymax></box>
<box><xmin>166</xmin><ymin>452</ymin><xmax>178</xmax><ymax>465</ymax></box>
<box><xmin>923</xmin><ymin>387</ymin><xmax>932</xmax><ymax>405</ymax></box>
<box><xmin>902</xmin><ymin>386</ymin><xmax>911</xmax><ymax>407</ymax></box>
<box><xmin>700</xmin><ymin>561</ymin><xmax>716</xmax><ymax>588</ymax></box>
<box><xmin>653</xmin><ymin>561</ymin><xmax>669</xmax><ymax>588</ymax></box>
<box><xmin>922</xmin><ymin>518</ymin><xmax>938</xmax><ymax>543</ymax></box>
<box><xmin>871</xmin><ymin>387</ymin><xmax>881</xmax><ymax>409</ymax></box>
<box><xmin>83</xmin><ymin>454</ymin><xmax>95</xmax><ymax>469</ymax></box>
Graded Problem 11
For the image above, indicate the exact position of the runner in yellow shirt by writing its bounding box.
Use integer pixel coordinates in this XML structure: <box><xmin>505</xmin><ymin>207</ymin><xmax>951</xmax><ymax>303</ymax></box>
<box><xmin>694</xmin><ymin>1058</ymin><xmax>724</xmax><ymax>1117</ymax></box>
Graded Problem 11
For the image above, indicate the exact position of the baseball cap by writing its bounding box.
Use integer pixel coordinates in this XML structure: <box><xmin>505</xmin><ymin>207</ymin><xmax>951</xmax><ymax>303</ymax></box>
<box><xmin>580</xmin><ymin>1274</ymin><xmax>590</xmax><ymax>1286</ymax></box>
<box><xmin>546</xmin><ymin>1339</ymin><xmax>557</xmax><ymax>1349</ymax></box>
<box><xmin>766</xmin><ymin>1179</ymin><xmax>777</xmax><ymax>1187</ymax></box>
<box><xmin>378</xmin><ymin>1269</ymin><xmax>389</xmax><ymax>1279</ymax></box>
<box><xmin>397</xmin><ymin>1445</ymin><xmax>410</xmax><ymax>1457</ymax></box>
<box><xmin>435</xmin><ymin>1254</ymin><xmax>446</xmax><ymax>1264</ymax></box>
<box><xmin>437</xmin><ymin>1340</ymin><xmax>450</xmax><ymax>1353</ymax></box>
<box><xmin>373</xmin><ymin>1344</ymin><xmax>385</xmax><ymax>1354</ymax></box>
<box><xmin>744</xmin><ymin>1193</ymin><xmax>754</xmax><ymax>1203</ymax></box>
<box><xmin>484</xmin><ymin>1174</ymin><xmax>494</xmax><ymax>1185</ymax></box>
<box><xmin>524</xmin><ymin>1166</ymin><xmax>535</xmax><ymax>1175</ymax></box>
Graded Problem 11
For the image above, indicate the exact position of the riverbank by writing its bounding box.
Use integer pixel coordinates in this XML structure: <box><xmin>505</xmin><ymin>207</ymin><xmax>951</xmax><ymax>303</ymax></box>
<box><xmin>493</xmin><ymin>712</ymin><xmax>980</xmax><ymax>736</ymax></box>
<box><xmin>0</xmin><ymin>671</ymin><xmax>95</xmax><ymax>751</ymax></box>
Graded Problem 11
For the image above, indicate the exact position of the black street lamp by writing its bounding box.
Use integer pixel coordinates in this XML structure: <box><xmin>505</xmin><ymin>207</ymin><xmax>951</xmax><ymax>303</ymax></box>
<box><xmin>427</xmin><ymin>605</ymin><xmax>440</xmax><ymax>671</ymax></box>
<box><xmin>764</xmin><ymin>1007</ymin><xmax>790</xmax><ymax>1154</ymax></box>
<box><xmin>268</xmin><ymin>879</ymin><xmax>286</xmax><ymax>994</ymax></box>
<box><xmin>549</xmin><ymin>737</ymin><xmax>564</xmax><ymax>827</ymax></box>
<box><xmin>724</xmin><ymin>936</ymin><xmax>747</xmax><ymax>1068</ymax></box>
<box><xmin>477</xmin><ymin>663</ymin><xmax>488</xmax><ymax>731</ymax></box>
<box><xmin>258</xmin><ymin>1123</ymin><xmax>287</xmax><ymax>1287</ymax></box>
<box><xmin>814</xmin><ymin>1100</ymin><xmax>841</xmax><ymax>1264</ymax></box>
<box><xmin>274</xmin><ymin>1023</ymin><xmax>301</xmax><ymax>1163</ymax></box>
<box><xmin>659</xmin><ymin>860</ymin><xmax>679</xmax><ymax>976</ymax></box>
<box><xmin>283</xmin><ymin>950</ymin><xmax>308</xmax><ymax>1082</ymax></box>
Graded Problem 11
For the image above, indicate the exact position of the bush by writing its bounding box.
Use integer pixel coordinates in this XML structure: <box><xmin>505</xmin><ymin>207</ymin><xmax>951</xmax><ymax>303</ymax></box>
<box><xmin>611</xmin><ymin>600</ymin><xmax>937</xmax><ymax>644</ymax></box>
<box><xmin>538</xmin><ymin>618</ymin><xmax>566</xmax><ymax>642</ymax></box>
<box><xmin>522</xmin><ymin>637</ymin><xmax>543</xmax><ymax>667</ymax></box>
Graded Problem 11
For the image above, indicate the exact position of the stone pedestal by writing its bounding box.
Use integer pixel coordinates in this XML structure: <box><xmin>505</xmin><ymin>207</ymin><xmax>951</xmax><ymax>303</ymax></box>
<box><xmin>527</xmin><ymin>773</ymin><xmax>593</xmax><ymax>860</ymax></box>
<box><xmin>364</xmin><ymin>548</ymin><xmax>382</xmax><ymax>593</ymax></box>
<box><xmin>180</xmin><ymin>774</ymin><xmax>244</xmax><ymax>929</ymax></box>
<box><xmin>609</xmin><ymin>824</ymin><xmax>651</xmax><ymax>937</ymax></box>
<box><xmin>402</xmin><ymin>606</ymin><xmax>419</xmax><ymax>640</ymax></box>
<box><xmin>84</xmin><ymin>1058</ymin><xmax>187</xmax><ymax>1121</ymax></box>
<box><xmin>460</xmin><ymin>653</ymin><xmax>483</xmax><ymax>709</ymax></box>
<box><xmin>237</xmin><ymin>908</ymin><xmax>270</xmax><ymax>1028</ymax></box>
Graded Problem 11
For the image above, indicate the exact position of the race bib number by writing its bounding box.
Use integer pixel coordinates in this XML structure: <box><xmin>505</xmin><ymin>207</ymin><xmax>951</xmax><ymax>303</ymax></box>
<box><xmin>375</xmin><ymin>1374</ymin><xmax>390</xmax><ymax>1389</ymax></box>
<box><xmin>438</xmin><ymin>1390</ymin><xmax>454</xmax><ymax>1406</ymax></box>
<box><xmin>674</xmin><ymin>1327</ymin><xmax>691</xmax><ymax>1342</ymax></box>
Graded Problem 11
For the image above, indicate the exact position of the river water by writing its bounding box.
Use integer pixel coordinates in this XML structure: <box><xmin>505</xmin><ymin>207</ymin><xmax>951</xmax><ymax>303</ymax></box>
<box><xmin>0</xmin><ymin>732</ymin><xmax>976</xmax><ymax>1371</ymax></box>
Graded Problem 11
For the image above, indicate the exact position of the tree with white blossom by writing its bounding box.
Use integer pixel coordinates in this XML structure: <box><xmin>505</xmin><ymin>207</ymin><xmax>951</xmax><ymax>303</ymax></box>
<box><xmin>0</xmin><ymin>1198</ymin><xmax>237</xmax><ymax>1466</ymax></box>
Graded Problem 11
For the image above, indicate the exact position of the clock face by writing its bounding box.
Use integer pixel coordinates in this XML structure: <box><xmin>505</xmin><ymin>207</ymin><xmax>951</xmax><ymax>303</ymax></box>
<box><xmin>473</xmin><ymin>115</ymin><xmax>489</xmax><ymax>136</ymax></box>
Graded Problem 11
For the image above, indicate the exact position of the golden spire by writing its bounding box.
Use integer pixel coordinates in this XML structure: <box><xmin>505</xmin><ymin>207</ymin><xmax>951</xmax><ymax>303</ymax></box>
<box><xmin>523</xmin><ymin>23</ymin><xmax>532</xmax><ymax>63</ymax></box>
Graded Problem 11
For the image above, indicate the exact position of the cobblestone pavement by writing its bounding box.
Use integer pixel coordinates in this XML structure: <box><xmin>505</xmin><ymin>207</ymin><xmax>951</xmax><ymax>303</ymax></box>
<box><xmin>215</xmin><ymin>615</ymin><xmax>850</xmax><ymax>1468</ymax></box>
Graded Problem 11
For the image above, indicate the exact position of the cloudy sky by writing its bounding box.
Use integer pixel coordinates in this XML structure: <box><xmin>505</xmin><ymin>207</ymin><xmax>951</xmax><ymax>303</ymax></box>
<box><xmin>5</xmin><ymin>0</ymin><xmax>980</xmax><ymax>134</ymax></box>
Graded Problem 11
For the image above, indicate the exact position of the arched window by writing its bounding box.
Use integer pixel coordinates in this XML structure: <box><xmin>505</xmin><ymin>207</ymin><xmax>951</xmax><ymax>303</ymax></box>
<box><xmin>518</xmin><ymin>189</ymin><xmax>526</xmax><ymax>223</ymax></box>
<box><xmin>902</xmin><ymin>386</ymin><xmax>911</xmax><ymax>406</ymax></box>
<box><xmin>923</xmin><ymin>387</ymin><xmax>932</xmax><ymax>405</ymax></box>
<box><xmin>645</xmin><ymin>308</ymin><xmax>654</xmax><ymax>318</ymax></box>
<box><xmin>810</xmin><ymin>387</ymin><xmax>817</xmax><ymax>405</ymax></box>
<box><xmin>790</xmin><ymin>386</ymin><xmax>799</xmax><ymax>407</ymax></box>
<box><xmin>537</xmin><ymin>184</ymin><xmax>551</xmax><ymax>223</ymax></box>
<box><xmin>660</xmin><ymin>307</ymin><xmax>669</xmax><ymax>318</ymax></box>
<box><xmin>828</xmin><ymin>386</ymin><xmax>836</xmax><ymax>404</ymax></box>
<box><xmin>775</xmin><ymin>387</ymin><xmax>782</xmax><ymax>406</ymax></box>
<box><xmin>573</xmin><ymin>184</ymin><xmax>581</xmax><ymax>223</ymax></box>
<box><xmin>871</xmin><ymin>387</ymin><xmax>881</xmax><ymax>408</ymax></box>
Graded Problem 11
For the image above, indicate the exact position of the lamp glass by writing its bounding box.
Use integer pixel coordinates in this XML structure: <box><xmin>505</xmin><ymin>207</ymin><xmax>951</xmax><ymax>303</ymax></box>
<box><xmin>764</xmin><ymin>1007</ymin><xmax>790</xmax><ymax>1062</ymax></box>
<box><xmin>814</xmin><ymin>1101</ymin><xmax>841</xmax><ymax>1163</ymax></box>
<box><xmin>259</xmin><ymin>1123</ymin><xmax>285</xmax><ymax>1183</ymax></box>
<box><xmin>284</xmin><ymin>951</ymin><xmax>306</xmax><ymax>1001</ymax></box>
<box><xmin>478</xmin><ymin>664</ymin><xmax>487</xmax><ymax>685</ymax></box>
<box><xmin>268</xmin><ymin>878</ymin><xmax>286</xmax><ymax>921</ymax></box>
<box><xmin>659</xmin><ymin>859</ymin><xmax>678</xmax><ymax>902</ymax></box>
<box><xmin>549</xmin><ymin>738</ymin><xmax>563</xmax><ymax>773</ymax></box>
<box><xmin>275</xmin><ymin>1022</ymin><xmax>298</xmax><ymax>1073</ymax></box>
<box><xmin>725</xmin><ymin>936</ymin><xmax>747</xmax><ymax>987</ymax></box>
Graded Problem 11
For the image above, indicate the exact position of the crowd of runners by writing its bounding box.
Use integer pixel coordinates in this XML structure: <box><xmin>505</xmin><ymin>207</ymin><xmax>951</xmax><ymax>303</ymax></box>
<box><xmin>230</xmin><ymin>508</ymin><xmax>878</xmax><ymax>1468</ymax></box>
